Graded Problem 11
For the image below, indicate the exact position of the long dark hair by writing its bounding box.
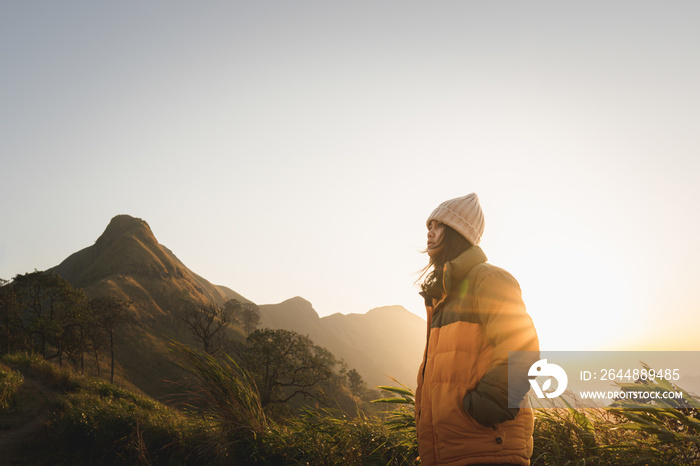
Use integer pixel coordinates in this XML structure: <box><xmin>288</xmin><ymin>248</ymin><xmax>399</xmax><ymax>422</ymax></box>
<box><xmin>420</xmin><ymin>224</ymin><xmax>472</xmax><ymax>298</ymax></box>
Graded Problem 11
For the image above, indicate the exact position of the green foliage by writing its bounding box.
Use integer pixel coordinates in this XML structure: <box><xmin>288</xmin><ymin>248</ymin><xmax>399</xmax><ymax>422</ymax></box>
<box><xmin>1</xmin><ymin>351</ymin><xmax>44</xmax><ymax>367</ymax></box>
<box><xmin>240</xmin><ymin>303</ymin><xmax>261</xmax><ymax>336</ymax></box>
<box><xmin>169</xmin><ymin>341</ymin><xmax>275</xmax><ymax>463</ymax></box>
<box><xmin>373</xmin><ymin>381</ymin><xmax>417</xmax><ymax>438</ymax></box>
<box><xmin>234</xmin><ymin>328</ymin><xmax>339</xmax><ymax>409</ymax></box>
<box><xmin>7</xmin><ymin>345</ymin><xmax>700</xmax><ymax>465</ymax></box>
<box><xmin>170</xmin><ymin>341</ymin><xmax>268</xmax><ymax>438</ymax></box>
<box><xmin>533</xmin><ymin>403</ymin><xmax>637</xmax><ymax>464</ymax></box>
<box><xmin>371</xmin><ymin>375</ymin><xmax>700</xmax><ymax>465</ymax></box>
<box><xmin>1</xmin><ymin>273</ymin><xmax>135</xmax><ymax>380</ymax></box>
<box><xmin>9</xmin><ymin>270</ymin><xmax>89</xmax><ymax>362</ymax></box>
<box><xmin>171</xmin><ymin>342</ymin><xmax>418</xmax><ymax>464</ymax></box>
<box><xmin>531</xmin><ymin>369</ymin><xmax>700</xmax><ymax>465</ymax></box>
<box><xmin>0</xmin><ymin>365</ymin><xmax>23</xmax><ymax>411</ymax></box>
<box><xmin>2</xmin><ymin>351</ymin><xmax>214</xmax><ymax>465</ymax></box>
<box><xmin>2</xmin><ymin>351</ymin><xmax>78</xmax><ymax>392</ymax></box>
<box><xmin>255</xmin><ymin>407</ymin><xmax>419</xmax><ymax>465</ymax></box>
<box><xmin>88</xmin><ymin>296</ymin><xmax>134</xmax><ymax>382</ymax></box>
<box><xmin>0</xmin><ymin>279</ymin><xmax>21</xmax><ymax>352</ymax></box>
<box><xmin>347</xmin><ymin>368</ymin><xmax>367</xmax><ymax>399</ymax></box>
<box><xmin>49</xmin><ymin>380</ymin><xmax>210</xmax><ymax>465</ymax></box>
<box><xmin>604</xmin><ymin>371</ymin><xmax>700</xmax><ymax>465</ymax></box>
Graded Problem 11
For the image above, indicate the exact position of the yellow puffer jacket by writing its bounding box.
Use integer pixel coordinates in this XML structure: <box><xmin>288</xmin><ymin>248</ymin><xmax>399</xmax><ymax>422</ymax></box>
<box><xmin>415</xmin><ymin>246</ymin><xmax>540</xmax><ymax>466</ymax></box>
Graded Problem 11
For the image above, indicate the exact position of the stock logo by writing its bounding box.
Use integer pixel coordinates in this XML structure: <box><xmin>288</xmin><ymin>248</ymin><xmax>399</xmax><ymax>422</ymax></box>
<box><xmin>528</xmin><ymin>359</ymin><xmax>568</xmax><ymax>399</ymax></box>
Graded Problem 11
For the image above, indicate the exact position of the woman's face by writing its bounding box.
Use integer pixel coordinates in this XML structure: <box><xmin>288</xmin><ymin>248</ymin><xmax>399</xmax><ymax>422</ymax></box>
<box><xmin>426</xmin><ymin>220</ymin><xmax>445</xmax><ymax>258</ymax></box>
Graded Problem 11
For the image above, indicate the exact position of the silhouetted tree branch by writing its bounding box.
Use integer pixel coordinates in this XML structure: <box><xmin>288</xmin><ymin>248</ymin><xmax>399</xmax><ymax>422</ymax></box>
<box><xmin>182</xmin><ymin>303</ymin><xmax>232</xmax><ymax>354</ymax></box>
<box><xmin>234</xmin><ymin>328</ymin><xmax>337</xmax><ymax>408</ymax></box>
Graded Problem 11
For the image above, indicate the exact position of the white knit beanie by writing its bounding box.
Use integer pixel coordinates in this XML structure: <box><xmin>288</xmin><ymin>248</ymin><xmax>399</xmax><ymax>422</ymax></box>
<box><xmin>426</xmin><ymin>193</ymin><xmax>485</xmax><ymax>246</ymax></box>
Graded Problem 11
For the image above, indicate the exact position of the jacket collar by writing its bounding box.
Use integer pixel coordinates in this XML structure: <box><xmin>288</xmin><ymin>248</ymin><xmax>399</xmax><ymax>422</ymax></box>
<box><xmin>442</xmin><ymin>246</ymin><xmax>488</xmax><ymax>294</ymax></box>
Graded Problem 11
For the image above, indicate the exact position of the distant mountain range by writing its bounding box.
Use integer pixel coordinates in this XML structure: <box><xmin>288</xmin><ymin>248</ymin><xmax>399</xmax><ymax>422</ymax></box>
<box><xmin>260</xmin><ymin>298</ymin><xmax>424</xmax><ymax>388</ymax></box>
<box><xmin>49</xmin><ymin>215</ymin><xmax>425</xmax><ymax>397</ymax></box>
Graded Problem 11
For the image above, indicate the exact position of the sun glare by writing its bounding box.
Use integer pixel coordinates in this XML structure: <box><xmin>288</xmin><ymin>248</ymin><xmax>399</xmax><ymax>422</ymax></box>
<box><xmin>509</xmin><ymin>241</ymin><xmax>632</xmax><ymax>351</ymax></box>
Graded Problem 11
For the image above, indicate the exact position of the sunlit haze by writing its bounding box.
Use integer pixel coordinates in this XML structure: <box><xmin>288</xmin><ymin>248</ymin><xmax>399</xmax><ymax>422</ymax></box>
<box><xmin>2</xmin><ymin>2</ymin><xmax>699</xmax><ymax>351</ymax></box>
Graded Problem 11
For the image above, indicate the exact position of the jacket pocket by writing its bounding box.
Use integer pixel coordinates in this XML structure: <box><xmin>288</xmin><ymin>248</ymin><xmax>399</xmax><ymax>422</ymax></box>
<box><xmin>431</xmin><ymin>382</ymin><xmax>504</xmax><ymax>463</ymax></box>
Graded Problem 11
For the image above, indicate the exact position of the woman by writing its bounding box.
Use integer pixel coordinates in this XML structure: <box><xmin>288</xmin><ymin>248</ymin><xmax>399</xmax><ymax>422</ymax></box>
<box><xmin>415</xmin><ymin>193</ymin><xmax>539</xmax><ymax>466</ymax></box>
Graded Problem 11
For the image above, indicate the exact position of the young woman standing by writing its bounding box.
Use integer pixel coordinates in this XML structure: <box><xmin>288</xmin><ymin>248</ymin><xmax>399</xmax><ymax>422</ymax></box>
<box><xmin>415</xmin><ymin>193</ymin><xmax>540</xmax><ymax>466</ymax></box>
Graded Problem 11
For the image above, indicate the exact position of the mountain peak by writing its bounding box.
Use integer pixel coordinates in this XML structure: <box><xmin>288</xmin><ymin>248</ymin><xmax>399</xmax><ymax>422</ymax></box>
<box><xmin>96</xmin><ymin>215</ymin><xmax>155</xmax><ymax>249</ymax></box>
<box><xmin>52</xmin><ymin>214</ymin><xmax>177</xmax><ymax>289</ymax></box>
<box><xmin>282</xmin><ymin>296</ymin><xmax>313</xmax><ymax>307</ymax></box>
<box><xmin>258</xmin><ymin>296</ymin><xmax>320</xmax><ymax>330</ymax></box>
<box><xmin>107</xmin><ymin>214</ymin><xmax>150</xmax><ymax>230</ymax></box>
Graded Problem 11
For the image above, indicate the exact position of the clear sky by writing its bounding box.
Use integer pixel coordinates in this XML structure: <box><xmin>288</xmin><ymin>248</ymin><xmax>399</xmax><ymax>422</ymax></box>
<box><xmin>2</xmin><ymin>1</ymin><xmax>699</xmax><ymax>352</ymax></box>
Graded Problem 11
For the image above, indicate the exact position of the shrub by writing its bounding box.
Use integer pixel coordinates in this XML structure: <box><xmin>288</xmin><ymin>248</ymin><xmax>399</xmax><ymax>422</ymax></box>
<box><xmin>2</xmin><ymin>351</ymin><xmax>78</xmax><ymax>392</ymax></box>
<box><xmin>2</xmin><ymin>351</ymin><xmax>217</xmax><ymax>465</ymax></box>
<box><xmin>607</xmin><ymin>374</ymin><xmax>700</xmax><ymax>465</ymax></box>
<box><xmin>256</xmin><ymin>407</ymin><xmax>418</xmax><ymax>465</ymax></box>
<box><xmin>0</xmin><ymin>366</ymin><xmax>23</xmax><ymax>411</ymax></box>
<box><xmin>533</xmin><ymin>403</ymin><xmax>647</xmax><ymax>465</ymax></box>
<box><xmin>169</xmin><ymin>341</ymin><xmax>269</xmax><ymax>463</ymax></box>
<box><xmin>532</xmin><ymin>372</ymin><xmax>700</xmax><ymax>465</ymax></box>
<box><xmin>171</xmin><ymin>343</ymin><xmax>420</xmax><ymax>464</ymax></box>
<box><xmin>1</xmin><ymin>351</ymin><xmax>43</xmax><ymax>368</ymax></box>
<box><xmin>48</xmin><ymin>378</ymin><xmax>214</xmax><ymax>465</ymax></box>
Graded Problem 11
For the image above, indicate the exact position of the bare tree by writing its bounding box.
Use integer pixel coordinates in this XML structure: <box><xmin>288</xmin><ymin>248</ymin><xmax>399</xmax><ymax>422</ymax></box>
<box><xmin>182</xmin><ymin>303</ymin><xmax>232</xmax><ymax>354</ymax></box>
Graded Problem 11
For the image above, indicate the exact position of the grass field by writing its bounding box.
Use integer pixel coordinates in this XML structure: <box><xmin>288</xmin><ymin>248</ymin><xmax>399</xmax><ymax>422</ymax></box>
<box><xmin>1</xmin><ymin>350</ymin><xmax>698</xmax><ymax>465</ymax></box>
